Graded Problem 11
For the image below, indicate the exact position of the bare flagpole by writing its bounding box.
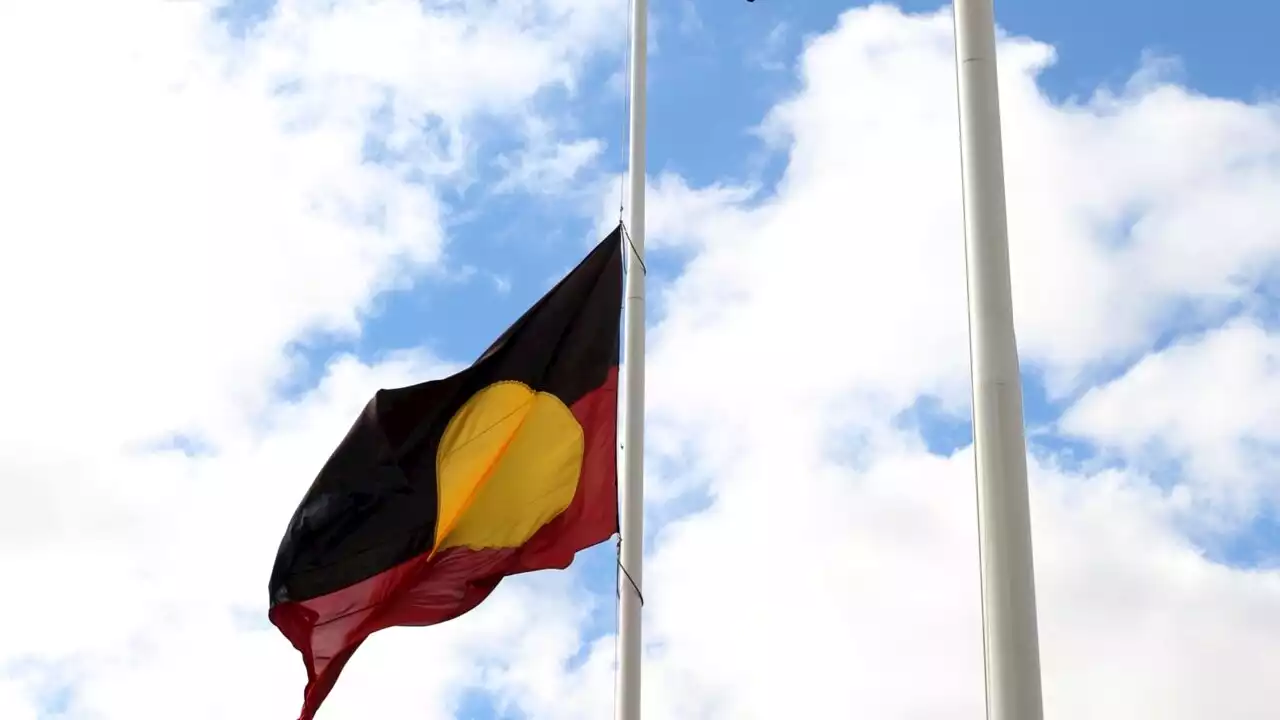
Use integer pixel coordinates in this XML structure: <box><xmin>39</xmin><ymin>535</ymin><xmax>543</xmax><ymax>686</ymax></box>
<box><xmin>615</xmin><ymin>0</ymin><xmax>647</xmax><ymax>716</ymax></box>
<box><xmin>951</xmin><ymin>1</ymin><xmax>1045</xmax><ymax>718</ymax></box>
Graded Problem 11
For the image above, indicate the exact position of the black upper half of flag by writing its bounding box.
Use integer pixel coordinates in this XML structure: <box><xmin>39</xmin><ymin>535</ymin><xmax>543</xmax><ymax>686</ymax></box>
<box><xmin>269</xmin><ymin>226</ymin><xmax>624</xmax><ymax>606</ymax></box>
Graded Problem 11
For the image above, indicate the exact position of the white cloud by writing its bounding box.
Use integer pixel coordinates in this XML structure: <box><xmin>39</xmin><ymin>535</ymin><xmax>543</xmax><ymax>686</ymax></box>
<box><xmin>751</xmin><ymin>22</ymin><xmax>792</xmax><ymax>72</ymax></box>
<box><xmin>0</xmin><ymin>0</ymin><xmax>621</xmax><ymax>526</ymax></box>
<box><xmin>0</xmin><ymin>678</ymin><xmax>37</xmax><ymax>720</ymax></box>
<box><xmin>1062</xmin><ymin>319</ymin><xmax>1280</xmax><ymax>517</ymax></box>
<box><xmin>6</xmin><ymin>3</ymin><xmax>1280</xmax><ymax>719</ymax></box>
<box><xmin>499</xmin><ymin>5</ymin><xmax>1280</xmax><ymax>719</ymax></box>
<box><xmin>0</xmin><ymin>0</ymin><xmax>623</xmax><ymax>716</ymax></box>
<box><xmin>495</xmin><ymin>116</ymin><xmax>605</xmax><ymax>196</ymax></box>
<box><xmin>0</xmin><ymin>0</ymin><xmax>626</xmax><ymax>454</ymax></box>
<box><xmin>594</xmin><ymin>172</ymin><xmax>758</xmax><ymax>253</ymax></box>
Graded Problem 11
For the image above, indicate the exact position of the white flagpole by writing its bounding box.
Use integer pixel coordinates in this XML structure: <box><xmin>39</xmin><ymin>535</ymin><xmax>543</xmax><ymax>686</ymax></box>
<box><xmin>951</xmin><ymin>1</ymin><xmax>1045</xmax><ymax>719</ymax></box>
<box><xmin>615</xmin><ymin>0</ymin><xmax>647</xmax><ymax>716</ymax></box>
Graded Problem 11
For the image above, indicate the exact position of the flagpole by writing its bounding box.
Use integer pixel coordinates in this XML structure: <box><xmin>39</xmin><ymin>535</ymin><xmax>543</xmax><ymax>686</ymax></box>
<box><xmin>615</xmin><ymin>0</ymin><xmax>647</xmax><ymax>716</ymax></box>
<box><xmin>951</xmin><ymin>1</ymin><xmax>1045</xmax><ymax>719</ymax></box>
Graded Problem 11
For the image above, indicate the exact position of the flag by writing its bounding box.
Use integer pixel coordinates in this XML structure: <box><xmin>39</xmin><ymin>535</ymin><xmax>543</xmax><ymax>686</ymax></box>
<box><xmin>268</xmin><ymin>226</ymin><xmax>623</xmax><ymax>719</ymax></box>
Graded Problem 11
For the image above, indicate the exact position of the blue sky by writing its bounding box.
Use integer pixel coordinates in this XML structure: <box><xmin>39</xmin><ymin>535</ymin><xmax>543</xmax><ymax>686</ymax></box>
<box><xmin>3</xmin><ymin>1</ymin><xmax>1280</xmax><ymax>719</ymax></box>
<box><xmin>304</xmin><ymin>1</ymin><xmax>1279</xmax><ymax>715</ymax></box>
<box><xmin>301</xmin><ymin>0</ymin><xmax>1280</xmax><ymax>562</ymax></box>
<box><xmin>320</xmin><ymin>0</ymin><xmax>1280</xmax><ymax>363</ymax></box>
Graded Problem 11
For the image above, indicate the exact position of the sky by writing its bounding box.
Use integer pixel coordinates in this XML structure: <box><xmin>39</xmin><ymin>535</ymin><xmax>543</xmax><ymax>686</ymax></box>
<box><xmin>2</xmin><ymin>0</ymin><xmax>1280</xmax><ymax>718</ymax></box>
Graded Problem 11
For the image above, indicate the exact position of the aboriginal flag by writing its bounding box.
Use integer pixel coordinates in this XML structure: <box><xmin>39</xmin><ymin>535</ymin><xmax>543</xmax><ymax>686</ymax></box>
<box><xmin>268</xmin><ymin>227</ymin><xmax>623</xmax><ymax>719</ymax></box>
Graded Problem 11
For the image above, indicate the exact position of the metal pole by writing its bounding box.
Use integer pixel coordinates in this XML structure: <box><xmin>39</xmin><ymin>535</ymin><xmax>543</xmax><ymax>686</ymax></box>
<box><xmin>951</xmin><ymin>1</ymin><xmax>1045</xmax><ymax>718</ymax></box>
<box><xmin>615</xmin><ymin>0</ymin><xmax>647</xmax><ymax>716</ymax></box>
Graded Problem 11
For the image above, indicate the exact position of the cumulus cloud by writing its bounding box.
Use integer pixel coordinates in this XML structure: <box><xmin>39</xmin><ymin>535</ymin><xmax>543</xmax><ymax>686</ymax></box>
<box><xmin>1062</xmin><ymin>319</ymin><xmax>1280</xmax><ymax>519</ymax></box>
<box><xmin>5</xmin><ymin>2</ymin><xmax>1280</xmax><ymax>720</ymax></box>
<box><xmin>590</xmin><ymin>171</ymin><xmax>758</xmax><ymax>258</ymax></box>
<box><xmin>495</xmin><ymin>5</ymin><xmax>1280</xmax><ymax>719</ymax></box>
<box><xmin>0</xmin><ymin>0</ymin><xmax>621</xmax><ymax>717</ymax></box>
